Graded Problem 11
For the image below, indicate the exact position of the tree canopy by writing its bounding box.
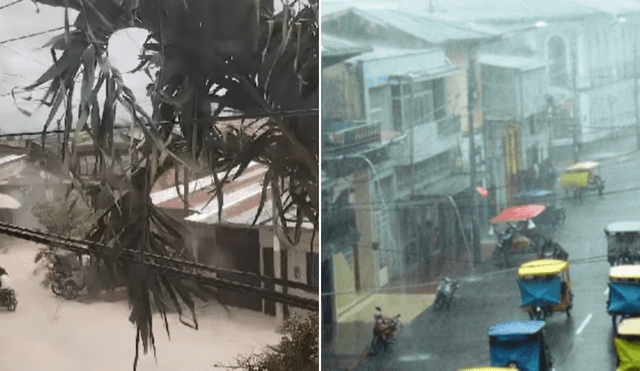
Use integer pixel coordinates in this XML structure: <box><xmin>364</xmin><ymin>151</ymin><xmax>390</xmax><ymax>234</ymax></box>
<box><xmin>17</xmin><ymin>0</ymin><xmax>318</xmax><ymax>369</ymax></box>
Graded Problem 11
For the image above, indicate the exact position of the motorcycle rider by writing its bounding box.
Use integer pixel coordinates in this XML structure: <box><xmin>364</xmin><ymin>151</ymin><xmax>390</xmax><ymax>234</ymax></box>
<box><xmin>373</xmin><ymin>307</ymin><xmax>399</xmax><ymax>341</ymax></box>
<box><xmin>0</xmin><ymin>267</ymin><xmax>10</xmax><ymax>291</ymax></box>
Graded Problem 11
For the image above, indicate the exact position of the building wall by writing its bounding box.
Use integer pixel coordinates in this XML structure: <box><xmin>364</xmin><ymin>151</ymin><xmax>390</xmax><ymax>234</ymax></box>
<box><xmin>352</xmin><ymin>169</ymin><xmax>376</xmax><ymax>292</ymax></box>
<box><xmin>322</xmin><ymin>63</ymin><xmax>365</xmax><ymax>124</ymax></box>
<box><xmin>447</xmin><ymin>46</ymin><xmax>484</xmax><ymax>133</ymax></box>
<box><xmin>447</xmin><ymin>47</ymin><xmax>470</xmax><ymax>131</ymax></box>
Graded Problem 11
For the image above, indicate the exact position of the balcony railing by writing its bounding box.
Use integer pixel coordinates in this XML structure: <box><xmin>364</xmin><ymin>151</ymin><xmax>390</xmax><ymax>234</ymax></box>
<box><xmin>322</xmin><ymin>120</ymin><xmax>381</xmax><ymax>154</ymax></box>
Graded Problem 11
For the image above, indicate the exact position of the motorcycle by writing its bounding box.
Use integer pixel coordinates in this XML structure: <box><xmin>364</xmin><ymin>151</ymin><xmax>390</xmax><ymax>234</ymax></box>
<box><xmin>492</xmin><ymin>225</ymin><xmax>518</xmax><ymax>267</ymax></box>
<box><xmin>434</xmin><ymin>277</ymin><xmax>460</xmax><ymax>311</ymax></box>
<box><xmin>536</xmin><ymin>238</ymin><xmax>569</xmax><ymax>261</ymax></box>
<box><xmin>370</xmin><ymin>307</ymin><xmax>401</xmax><ymax>356</ymax></box>
<box><xmin>0</xmin><ymin>288</ymin><xmax>17</xmax><ymax>311</ymax></box>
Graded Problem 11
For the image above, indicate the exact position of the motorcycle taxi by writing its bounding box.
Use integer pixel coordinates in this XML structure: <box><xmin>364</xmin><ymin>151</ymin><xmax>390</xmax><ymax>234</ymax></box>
<box><xmin>517</xmin><ymin>259</ymin><xmax>573</xmax><ymax>320</ymax></box>
<box><xmin>605</xmin><ymin>221</ymin><xmax>640</xmax><ymax>266</ymax></box>
<box><xmin>608</xmin><ymin>265</ymin><xmax>640</xmax><ymax>329</ymax></box>
<box><xmin>458</xmin><ymin>321</ymin><xmax>553</xmax><ymax>371</ymax></box>
<box><xmin>560</xmin><ymin>161</ymin><xmax>605</xmax><ymax>198</ymax></box>
<box><xmin>51</xmin><ymin>250</ymin><xmax>96</xmax><ymax>300</ymax></box>
<box><xmin>512</xmin><ymin>189</ymin><xmax>566</xmax><ymax>232</ymax></box>
<box><xmin>614</xmin><ymin>317</ymin><xmax>640</xmax><ymax>370</ymax></box>
<box><xmin>490</xmin><ymin>205</ymin><xmax>547</xmax><ymax>266</ymax></box>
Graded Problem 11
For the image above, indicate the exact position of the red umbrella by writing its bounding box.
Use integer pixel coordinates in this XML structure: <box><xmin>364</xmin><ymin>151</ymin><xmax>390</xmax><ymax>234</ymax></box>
<box><xmin>490</xmin><ymin>204</ymin><xmax>546</xmax><ymax>224</ymax></box>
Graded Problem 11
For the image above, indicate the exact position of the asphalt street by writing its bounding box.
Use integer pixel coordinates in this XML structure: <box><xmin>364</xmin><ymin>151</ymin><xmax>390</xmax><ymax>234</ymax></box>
<box><xmin>349</xmin><ymin>139</ymin><xmax>640</xmax><ymax>371</ymax></box>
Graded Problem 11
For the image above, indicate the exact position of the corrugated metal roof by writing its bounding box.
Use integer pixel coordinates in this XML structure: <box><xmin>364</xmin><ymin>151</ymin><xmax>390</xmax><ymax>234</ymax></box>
<box><xmin>151</xmin><ymin>163</ymin><xmax>314</xmax><ymax>229</ymax></box>
<box><xmin>480</xmin><ymin>54</ymin><xmax>549</xmax><ymax>71</ymax></box>
<box><xmin>346</xmin><ymin>47</ymin><xmax>439</xmax><ymax>62</ymax></box>
<box><xmin>424</xmin><ymin>0</ymin><xmax>640</xmax><ymax>22</ymax></box>
<box><xmin>345</xmin><ymin>8</ymin><xmax>502</xmax><ymax>45</ymax></box>
<box><xmin>321</xmin><ymin>34</ymin><xmax>372</xmax><ymax>58</ymax></box>
<box><xmin>321</xmin><ymin>1</ymin><xmax>398</xmax><ymax>16</ymax></box>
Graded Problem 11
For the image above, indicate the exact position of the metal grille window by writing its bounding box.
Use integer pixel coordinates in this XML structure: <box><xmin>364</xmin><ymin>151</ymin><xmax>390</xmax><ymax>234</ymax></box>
<box><xmin>391</xmin><ymin>79</ymin><xmax>437</xmax><ymax>131</ymax></box>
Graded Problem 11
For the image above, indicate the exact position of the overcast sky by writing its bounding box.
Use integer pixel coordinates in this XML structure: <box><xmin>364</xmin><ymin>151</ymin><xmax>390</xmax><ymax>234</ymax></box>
<box><xmin>0</xmin><ymin>1</ymin><xmax>151</xmax><ymax>134</ymax></box>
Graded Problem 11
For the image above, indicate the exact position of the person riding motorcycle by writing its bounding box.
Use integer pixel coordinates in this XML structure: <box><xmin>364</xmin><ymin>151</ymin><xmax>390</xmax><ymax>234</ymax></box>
<box><xmin>0</xmin><ymin>267</ymin><xmax>10</xmax><ymax>291</ymax></box>
<box><xmin>373</xmin><ymin>307</ymin><xmax>400</xmax><ymax>341</ymax></box>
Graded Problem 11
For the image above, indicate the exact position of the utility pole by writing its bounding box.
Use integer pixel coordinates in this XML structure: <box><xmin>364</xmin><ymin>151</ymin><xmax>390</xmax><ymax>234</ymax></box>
<box><xmin>467</xmin><ymin>48</ymin><xmax>481</xmax><ymax>266</ymax></box>
<box><xmin>634</xmin><ymin>41</ymin><xmax>640</xmax><ymax>151</ymax></box>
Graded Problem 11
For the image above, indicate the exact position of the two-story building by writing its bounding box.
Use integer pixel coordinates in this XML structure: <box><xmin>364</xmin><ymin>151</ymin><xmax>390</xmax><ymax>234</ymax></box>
<box><xmin>415</xmin><ymin>0</ymin><xmax>640</xmax><ymax>161</ymax></box>
<box><xmin>321</xmin><ymin>7</ymin><xmax>504</xmax><ymax>338</ymax></box>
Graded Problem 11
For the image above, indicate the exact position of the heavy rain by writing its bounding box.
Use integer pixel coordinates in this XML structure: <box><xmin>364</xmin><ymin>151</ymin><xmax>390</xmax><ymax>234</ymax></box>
<box><xmin>321</xmin><ymin>0</ymin><xmax>640</xmax><ymax>370</ymax></box>
<box><xmin>0</xmin><ymin>0</ymin><xmax>318</xmax><ymax>370</ymax></box>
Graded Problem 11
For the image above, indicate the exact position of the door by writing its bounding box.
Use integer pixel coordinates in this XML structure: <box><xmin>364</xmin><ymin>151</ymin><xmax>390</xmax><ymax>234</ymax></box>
<box><xmin>215</xmin><ymin>226</ymin><xmax>262</xmax><ymax>312</ymax></box>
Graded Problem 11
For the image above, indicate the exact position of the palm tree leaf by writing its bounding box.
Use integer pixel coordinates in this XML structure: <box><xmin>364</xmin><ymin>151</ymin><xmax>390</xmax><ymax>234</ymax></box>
<box><xmin>251</xmin><ymin>168</ymin><xmax>271</xmax><ymax>226</ymax></box>
<box><xmin>24</xmin><ymin>40</ymin><xmax>86</xmax><ymax>91</ymax></box>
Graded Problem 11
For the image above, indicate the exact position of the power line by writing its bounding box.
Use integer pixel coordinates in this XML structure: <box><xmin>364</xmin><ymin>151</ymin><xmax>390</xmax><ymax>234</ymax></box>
<box><xmin>0</xmin><ymin>0</ymin><xmax>23</xmax><ymax>10</ymax></box>
<box><xmin>321</xmin><ymin>254</ymin><xmax>611</xmax><ymax>297</ymax></box>
<box><xmin>0</xmin><ymin>221</ymin><xmax>319</xmax><ymax>309</ymax></box>
<box><xmin>0</xmin><ymin>27</ymin><xmax>64</xmax><ymax>45</ymax></box>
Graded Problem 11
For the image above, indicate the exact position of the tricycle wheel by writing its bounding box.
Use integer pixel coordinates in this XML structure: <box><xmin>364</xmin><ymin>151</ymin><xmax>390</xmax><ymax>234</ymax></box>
<box><xmin>7</xmin><ymin>298</ymin><xmax>16</xmax><ymax>312</ymax></box>
<box><xmin>566</xmin><ymin>307</ymin><xmax>571</xmax><ymax>318</ymax></box>
<box><xmin>528</xmin><ymin>311</ymin><xmax>534</xmax><ymax>320</ymax></box>
<box><xmin>370</xmin><ymin>336</ymin><xmax>384</xmax><ymax>356</ymax></box>
<box><xmin>62</xmin><ymin>281</ymin><xmax>78</xmax><ymax>300</ymax></box>
<box><xmin>51</xmin><ymin>281</ymin><xmax>63</xmax><ymax>296</ymax></box>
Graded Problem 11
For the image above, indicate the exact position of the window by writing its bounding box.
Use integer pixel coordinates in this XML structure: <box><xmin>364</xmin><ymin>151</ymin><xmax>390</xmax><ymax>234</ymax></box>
<box><xmin>549</xmin><ymin>36</ymin><xmax>569</xmax><ymax>87</ymax></box>
<box><xmin>391</xmin><ymin>79</ymin><xmax>437</xmax><ymax>131</ymax></box>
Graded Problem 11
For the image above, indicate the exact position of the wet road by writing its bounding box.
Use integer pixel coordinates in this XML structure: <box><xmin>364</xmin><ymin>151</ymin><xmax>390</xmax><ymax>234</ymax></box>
<box><xmin>355</xmin><ymin>144</ymin><xmax>640</xmax><ymax>370</ymax></box>
<box><xmin>0</xmin><ymin>241</ymin><xmax>281</xmax><ymax>371</ymax></box>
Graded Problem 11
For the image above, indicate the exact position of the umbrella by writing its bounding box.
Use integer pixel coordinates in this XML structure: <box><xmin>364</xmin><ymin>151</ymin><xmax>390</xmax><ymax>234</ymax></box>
<box><xmin>0</xmin><ymin>193</ymin><xmax>21</xmax><ymax>209</ymax></box>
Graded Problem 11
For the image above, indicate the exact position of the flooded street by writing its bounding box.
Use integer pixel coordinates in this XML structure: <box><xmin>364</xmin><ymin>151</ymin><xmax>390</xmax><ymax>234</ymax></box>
<box><xmin>0</xmin><ymin>239</ymin><xmax>281</xmax><ymax>371</ymax></box>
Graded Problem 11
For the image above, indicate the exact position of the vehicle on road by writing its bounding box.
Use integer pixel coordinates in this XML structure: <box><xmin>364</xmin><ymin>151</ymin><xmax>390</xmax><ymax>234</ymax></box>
<box><xmin>512</xmin><ymin>189</ymin><xmax>566</xmax><ymax>233</ymax></box>
<box><xmin>369</xmin><ymin>306</ymin><xmax>402</xmax><ymax>356</ymax></box>
<box><xmin>560</xmin><ymin>161</ymin><xmax>605</xmax><ymax>198</ymax></box>
<box><xmin>0</xmin><ymin>288</ymin><xmax>17</xmax><ymax>311</ymax></box>
<box><xmin>490</xmin><ymin>205</ymin><xmax>547</xmax><ymax>267</ymax></box>
<box><xmin>488</xmin><ymin>320</ymin><xmax>553</xmax><ymax>371</ymax></box>
<box><xmin>605</xmin><ymin>221</ymin><xmax>640</xmax><ymax>266</ymax></box>
<box><xmin>51</xmin><ymin>250</ymin><xmax>94</xmax><ymax>300</ymax></box>
<box><xmin>536</xmin><ymin>237</ymin><xmax>569</xmax><ymax>261</ymax></box>
<box><xmin>614</xmin><ymin>317</ymin><xmax>640</xmax><ymax>370</ymax></box>
<box><xmin>517</xmin><ymin>259</ymin><xmax>573</xmax><ymax>320</ymax></box>
<box><xmin>434</xmin><ymin>277</ymin><xmax>460</xmax><ymax>311</ymax></box>
<box><xmin>607</xmin><ymin>265</ymin><xmax>640</xmax><ymax>330</ymax></box>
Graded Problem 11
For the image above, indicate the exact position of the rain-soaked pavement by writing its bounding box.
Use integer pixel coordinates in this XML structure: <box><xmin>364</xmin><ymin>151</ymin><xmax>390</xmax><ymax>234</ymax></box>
<box><xmin>323</xmin><ymin>134</ymin><xmax>640</xmax><ymax>371</ymax></box>
<box><xmin>0</xmin><ymin>239</ymin><xmax>282</xmax><ymax>371</ymax></box>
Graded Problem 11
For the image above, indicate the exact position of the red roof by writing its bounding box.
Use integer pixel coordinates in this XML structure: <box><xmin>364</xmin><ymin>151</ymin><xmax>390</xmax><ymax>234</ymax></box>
<box><xmin>490</xmin><ymin>204</ymin><xmax>546</xmax><ymax>224</ymax></box>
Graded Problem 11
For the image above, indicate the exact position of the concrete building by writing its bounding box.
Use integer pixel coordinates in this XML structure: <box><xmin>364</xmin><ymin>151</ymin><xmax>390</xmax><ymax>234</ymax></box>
<box><xmin>407</xmin><ymin>0</ymin><xmax>640</xmax><ymax>158</ymax></box>
<box><xmin>321</xmin><ymin>11</ymin><xmax>503</xmax><ymax>339</ymax></box>
<box><xmin>150</xmin><ymin>161</ymin><xmax>318</xmax><ymax>323</ymax></box>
